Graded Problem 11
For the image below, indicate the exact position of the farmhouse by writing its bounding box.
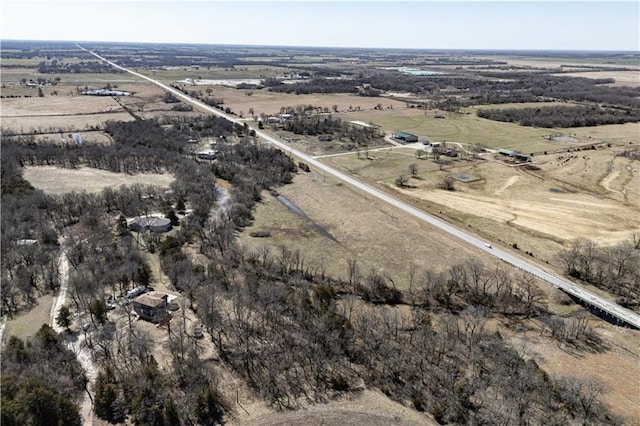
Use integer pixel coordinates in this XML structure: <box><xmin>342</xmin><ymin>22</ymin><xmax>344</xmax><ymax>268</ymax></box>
<box><xmin>393</xmin><ymin>131</ymin><xmax>419</xmax><ymax>142</ymax></box>
<box><xmin>132</xmin><ymin>291</ymin><xmax>169</xmax><ymax>323</ymax></box>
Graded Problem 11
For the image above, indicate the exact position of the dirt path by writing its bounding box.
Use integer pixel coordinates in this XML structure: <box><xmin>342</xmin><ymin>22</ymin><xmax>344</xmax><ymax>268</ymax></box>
<box><xmin>50</xmin><ymin>243</ymin><xmax>97</xmax><ymax>425</ymax></box>
<box><xmin>600</xmin><ymin>170</ymin><xmax>621</xmax><ymax>194</ymax></box>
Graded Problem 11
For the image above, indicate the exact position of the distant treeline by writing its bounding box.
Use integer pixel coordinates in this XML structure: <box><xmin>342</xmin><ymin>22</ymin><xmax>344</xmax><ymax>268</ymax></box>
<box><xmin>477</xmin><ymin>105</ymin><xmax>640</xmax><ymax>128</ymax></box>
<box><xmin>36</xmin><ymin>60</ymin><xmax>121</xmax><ymax>74</ymax></box>
<box><xmin>263</xmin><ymin>71</ymin><xmax>640</xmax><ymax>114</ymax></box>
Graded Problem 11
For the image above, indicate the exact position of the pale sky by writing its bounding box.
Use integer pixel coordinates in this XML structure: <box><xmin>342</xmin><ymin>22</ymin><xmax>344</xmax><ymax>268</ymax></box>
<box><xmin>1</xmin><ymin>1</ymin><xmax>638</xmax><ymax>51</ymax></box>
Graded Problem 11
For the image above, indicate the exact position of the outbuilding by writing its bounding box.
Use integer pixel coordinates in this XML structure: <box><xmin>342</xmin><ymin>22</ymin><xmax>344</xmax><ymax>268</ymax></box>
<box><xmin>393</xmin><ymin>132</ymin><xmax>419</xmax><ymax>142</ymax></box>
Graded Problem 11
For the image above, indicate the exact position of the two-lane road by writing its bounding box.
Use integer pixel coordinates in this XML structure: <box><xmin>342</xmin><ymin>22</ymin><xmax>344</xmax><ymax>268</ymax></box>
<box><xmin>81</xmin><ymin>45</ymin><xmax>640</xmax><ymax>329</ymax></box>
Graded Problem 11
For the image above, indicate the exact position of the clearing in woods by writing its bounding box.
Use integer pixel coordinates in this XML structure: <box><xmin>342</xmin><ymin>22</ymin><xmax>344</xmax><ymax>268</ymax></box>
<box><xmin>23</xmin><ymin>166</ymin><xmax>176</xmax><ymax>195</ymax></box>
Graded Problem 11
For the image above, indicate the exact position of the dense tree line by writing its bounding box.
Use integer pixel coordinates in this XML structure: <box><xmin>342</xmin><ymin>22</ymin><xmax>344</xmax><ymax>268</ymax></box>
<box><xmin>263</xmin><ymin>77</ymin><xmax>359</xmax><ymax>95</ymax></box>
<box><xmin>37</xmin><ymin>59</ymin><xmax>121</xmax><ymax>74</ymax></box>
<box><xmin>477</xmin><ymin>105</ymin><xmax>640</xmax><ymax>128</ymax></box>
<box><xmin>1</xmin><ymin>325</ymin><xmax>86</xmax><ymax>425</ymax></box>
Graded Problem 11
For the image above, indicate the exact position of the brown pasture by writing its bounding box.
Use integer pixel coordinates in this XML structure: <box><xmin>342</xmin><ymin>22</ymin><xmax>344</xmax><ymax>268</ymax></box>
<box><xmin>234</xmin><ymin>389</ymin><xmax>436</xmax><ymax>425</ymax></box>
<box><xmin>508</xmin><ymin>322</ymin><xmax>640</xmax><ymax>423</ymax></box>
<box><xmin>553</xmin><ymin>71</ymin><xmax>640</xmax><ymax>87</ymax></box>
<box><xmin>239</xmin><ymin>170</ymin><xmax>504</xmax><ymax>285</ymax></box>
<box><xmin>29</xmin><ymin>130</ymin><xmax>114</xmax><ymax>145</ymax></box>
<box><xmin>22</xmin><ymin>166</ymin><xmax>175</xmax><ymax>195</ymax></box>
<box><xmin>321</xmin><ymin>145</ymin><xmax>639</xmax><ymax>263</ymax></box>
<box><xmin>173</xmin><ymin>84</ymin><xmax>408</xmax><ymax>119</ymax></box>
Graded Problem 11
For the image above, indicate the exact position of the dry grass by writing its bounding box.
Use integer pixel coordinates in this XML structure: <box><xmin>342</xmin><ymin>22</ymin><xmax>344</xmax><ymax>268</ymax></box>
<box><xmin>144</xmin><ymin>64</ymin><xmax>289</xmax><ymax>81</ymax></box>
<box><xmin>23</xmin><ymin>166</ymin><xmax>175</xmax><ymax>195</ymax></box>
<box><xmin>1</xmin><ymin>91</ymin><xmax>135</xmax><ymax>132</ymax></box>
<box><xmin>29</xmin><ymin>130</ymin><xmax>114</xmax><ymax>145</ymax></box>
<box><xmin>2</xmin><ymin>94</ymin><xmax>123</xmax><ymax>116</ymax></box>
<box><xmin>4</xmin><ymin>294</ymin><xmax>54</xmax><ymax>340</ymax></box>
<box><xmin>234</xmin><ymin>389</ymin><xmax>436</xmax><ymax>426</ymax></box>
<box><xmin>2</xmin><ymin>112</ymin><xmax>135</xmax><ymax>132</ymax></box>
<box><xmin>175</xmin><ymin>84</ymin><xmax>407</xmax><ymax>119</ymax></box>
<box><xmin>553</xmin><ymin>71</ymin><xmax>640</xmax><ymax>87</ymax></box>
<box><xmin>321</xmin><ymin>146</ymin><xmax>639</xmax><ymax>263</ymax></box>
<box><xmin>239</xmin><ymin>170</ymin><xmax>500</xmax><ymax>287</ymax></box>
<box><xmin>346</xmin><ymin>107</ymin><xmax>563</xmax><ymax>152</ymax></box>
<box><xmin>507</xmin><ymin>322</ymin><xmax>640</xmax><ymax>424</ymax></box>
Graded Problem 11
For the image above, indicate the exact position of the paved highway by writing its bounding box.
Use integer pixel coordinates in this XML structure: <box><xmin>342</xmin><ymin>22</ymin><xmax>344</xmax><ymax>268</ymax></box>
<box><xmin>81</xmin><ymin>45</ymin><xmax>640</xmax><ymax>329</ymax></box>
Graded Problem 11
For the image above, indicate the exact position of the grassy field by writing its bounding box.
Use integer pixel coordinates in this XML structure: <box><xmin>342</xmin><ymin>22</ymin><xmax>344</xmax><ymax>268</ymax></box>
<box><xmin>29</xmin><ymin>130</ymin><xmax>114</xmax><ymax>145</ymax></box>
<box><xmin>142</xmin><ymin>64</ymin><xmax>290</xmax><ymax>81</ymax></box>
<box><xmin>492</xmin><ymin>56</ymin><xmax>640</xmax><ymax>68</ymax></box>
<box><xmin>321</xmin><ymin>144</ymin><xmax>639</xmax><ymax>262</ymax></box>
<box><xmin>346</xmin><ymin>107</ymin><xmax>580</xmax><ymax>152</ymax></box>
<box><xmin>1</xmin><ymin>79</ymin><xmax>176</xmax><ymax>132</ymax></box>
<box><xmin>171</xmin><ymin>84</ymin><xmax>407</xmax><ymax>119</ymax></box>
<box><xmin>23</xmin><ymin>166</ymin><xmax>176</xmax><ymax>195</ymax></box>
<box><xmin>239</xmin><ymin>170</ymin><xmax>501</xmax><ymax>286</ymax></box>
<box><xmin>552</xmin><ymin>71</ymin><xmax>640</xmax><ymax>87</ymax></box>
<box><xmin>3</xmin><ymin>294</ymin><xmax>54</xmax><ymax>340</ymax></box>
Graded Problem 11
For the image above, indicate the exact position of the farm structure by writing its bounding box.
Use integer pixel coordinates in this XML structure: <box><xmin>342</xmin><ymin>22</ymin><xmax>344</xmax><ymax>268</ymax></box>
<box><xmin>132</xmin><ymin>291</ymin><xmax>169</xmax><ymax>323</ymax></box>
<box><xmin>128</xmin><ymin>216</ymin><xmax>172</xmax><ymax>233</ymax></box>
<box><xmin>498</xmin><ymin>148</ymin><xmax>531</xmax><ymax>163</ymax></box>
<box><xmin>82</xmin><ymin>89</ymin><xmax>131</xmax><ymax>96</ymax></box>
<box><xmin>392</xmin><ymin>131</ymin><xmax>419</xmax><ymax>142</ymax></box>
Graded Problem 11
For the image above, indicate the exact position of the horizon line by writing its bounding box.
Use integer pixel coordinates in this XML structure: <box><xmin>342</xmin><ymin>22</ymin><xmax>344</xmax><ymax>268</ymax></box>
<box><xmin>3</xmin><ymin>39</ymin><xmax>639</xmax><ymax>54</ymax></box>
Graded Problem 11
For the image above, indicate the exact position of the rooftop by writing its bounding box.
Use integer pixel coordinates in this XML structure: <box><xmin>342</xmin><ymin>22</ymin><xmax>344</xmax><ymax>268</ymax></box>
<box><xmin>133</xmin><ymin>291</ymin><xmax>168</xmax><ymax>308</ymax></box>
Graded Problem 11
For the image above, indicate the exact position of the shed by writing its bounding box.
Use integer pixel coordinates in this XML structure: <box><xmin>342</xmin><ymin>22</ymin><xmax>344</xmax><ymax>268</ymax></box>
<box><xmin>498</xmin><ymin>149</ymin><xmax>515</xmax><ymax>157</ymax></box>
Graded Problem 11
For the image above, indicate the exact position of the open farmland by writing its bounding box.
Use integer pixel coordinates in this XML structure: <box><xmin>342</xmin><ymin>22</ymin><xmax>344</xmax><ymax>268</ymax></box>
<box><xmin>240</xmin><ymin>170</ymin><xmax>506</xmax><ymax>284</ymax></box>
<box><xmin>145</xmin><ymin>64</ymin><xmax>290</xmax><ymax>81</ymax></box>
<box><xmin>23</xmin><ymin>166</ymin><xmax>175</xmax><ymax>195</ymax></box>
<box><xmin>28</xmin><ymin>130</ymin><xmax>114</xmax><ymax>145</ymax></box>
<box><xmin>172</xmin><ymin>83</ymin><xmax>408</xmax><ymax>118</ymax></box>
<box><xmin>321</xmin><ymin>144</ymin><xmax>640</xmax><ymax>262</ymax></box>
<box><xmin>345</xmin><ymin>107</ymin><xmax>573</xmax><ymax>152</ymax></box>
<box><xmin>552</xmin><ymin>71</ymin><xmax>640</xmax><ymax>87</ymax></box>
<box><xmin>1</xmin><ymin>85</ymin><xmax>134</xmax><ymax>132</ymax></box>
